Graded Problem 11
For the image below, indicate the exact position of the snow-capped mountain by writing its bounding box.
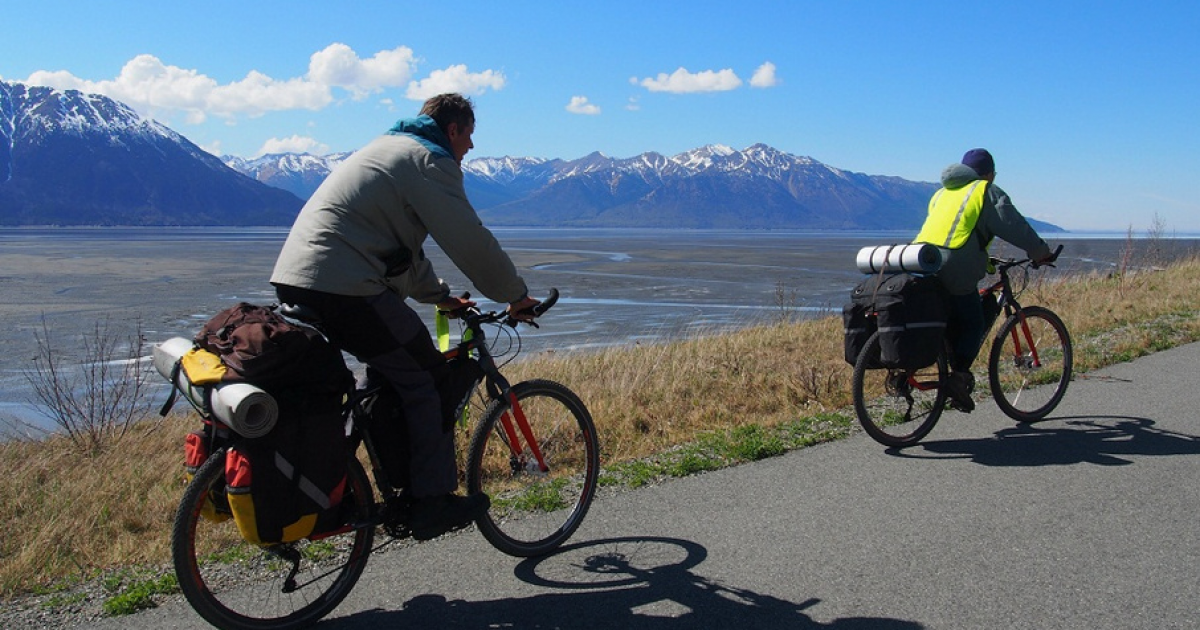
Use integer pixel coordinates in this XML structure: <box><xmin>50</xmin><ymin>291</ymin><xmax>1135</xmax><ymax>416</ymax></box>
<box><xmin>222</xmin><ymin>152</ymin><xmax>352</xmax><ymax>201</ymax></box>
<box><xmin>0</xmin><ymin>80</ymin><xmax>301</xmax><ymax>225</ymax></box>
<box><xmin>466</xmin><ymin>143</ymin><xmax>942</xmax><ymax>229</ymax></box>
<box><xmin>3</xmin><ymin>80</ymin><xmax>1057</xmax><ymax>231</ymax></box>
<box><xmin>231</xmin><ymin>143</ymin><xmax>944</xmax><ymax>229</ymax></box>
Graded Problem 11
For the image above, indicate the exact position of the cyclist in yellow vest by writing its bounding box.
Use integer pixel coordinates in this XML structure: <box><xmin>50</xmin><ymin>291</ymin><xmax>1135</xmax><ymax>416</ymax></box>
<box><xmin>915</xmin><ymin>149</ymin><xmax>1052</xmax><ymax>411</ymax></box>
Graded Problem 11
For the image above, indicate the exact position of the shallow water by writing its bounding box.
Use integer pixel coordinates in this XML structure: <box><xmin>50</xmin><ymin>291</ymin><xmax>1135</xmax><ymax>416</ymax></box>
<box><xmin>1</xmin><ymin>227</ymin><xmax>1193</xmax><ymax>433</ymax></box>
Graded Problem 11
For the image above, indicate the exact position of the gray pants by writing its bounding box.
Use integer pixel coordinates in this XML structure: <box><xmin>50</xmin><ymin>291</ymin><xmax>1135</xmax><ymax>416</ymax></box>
<box><xmin>274</xmin><ymin>284</ymin><xmax>456</xmax><ymax>497</ymax></box>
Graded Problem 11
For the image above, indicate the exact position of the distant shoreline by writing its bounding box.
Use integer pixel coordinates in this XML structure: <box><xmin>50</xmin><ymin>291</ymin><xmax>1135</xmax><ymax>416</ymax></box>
<box><xmin>2</xmin><ymin>228</ymin><xmax>1196</xmax><ymax>436</ymax></box>
<box><xmin>2</xmin><ymin>225</ymin><xmax>1197</xmax><ymax>238</ymax></box>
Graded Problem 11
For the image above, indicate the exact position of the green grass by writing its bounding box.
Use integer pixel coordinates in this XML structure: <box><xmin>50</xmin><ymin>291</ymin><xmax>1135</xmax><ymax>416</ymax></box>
<box><xmin>99</xmin><ymin>570</ymin><xmax>178</xmax><ymax>617</ymax></box>
<box><xmin>595</xmin><ymin>412</ymin><xmax>854</xmax><ymax>489</ymax></box>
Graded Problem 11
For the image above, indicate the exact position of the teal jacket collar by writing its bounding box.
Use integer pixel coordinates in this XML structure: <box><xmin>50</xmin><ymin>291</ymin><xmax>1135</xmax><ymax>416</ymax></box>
<box><xmin>386</xmin><ymin>115</ymin><xmax>453</xmax><ymax>160</ymax></box>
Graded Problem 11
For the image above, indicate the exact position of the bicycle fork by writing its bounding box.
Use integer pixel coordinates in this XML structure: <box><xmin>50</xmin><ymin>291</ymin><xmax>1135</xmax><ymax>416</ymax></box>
<box><xmin>498</xmin><ymin>392</ymin><xmax>550</xmax><ymax>474</ymax></box>
<box><xmin>1007</xmin><ymin>312</ymin><xmax>1042</xmax><ymax>369</ymax></box>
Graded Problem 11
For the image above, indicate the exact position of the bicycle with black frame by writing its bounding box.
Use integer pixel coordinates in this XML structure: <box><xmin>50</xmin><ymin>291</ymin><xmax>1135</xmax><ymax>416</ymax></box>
<box><xmin>170</xmin><ymin>288</ymin><xmax>600</xmax><ymax>629</ymax></box>
<box><xmin>851</xmin><ymin>245</ymin><xmax>1072</xmax><ymax>447</ymax></box>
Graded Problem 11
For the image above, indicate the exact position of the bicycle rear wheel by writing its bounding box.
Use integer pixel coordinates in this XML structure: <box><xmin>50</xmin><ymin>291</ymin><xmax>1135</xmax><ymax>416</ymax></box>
<box><xmin>172</xmin><ymin>451</ymin><xmax>374</xmax><ymax>630</ymax></box>
<box><xmin>852</xmin><ymin>332</ymin><xmax>948</xmax><ymax>448</ymax></box>
<box><xmin>466</xmin><ymin>379</ymin><xmax>599</xmax><ymax>557</ymax></box>
<box><xmin>987</xmin><ymin>305</ymin><xmax>1073</xmax><ymax>422</ymax></box>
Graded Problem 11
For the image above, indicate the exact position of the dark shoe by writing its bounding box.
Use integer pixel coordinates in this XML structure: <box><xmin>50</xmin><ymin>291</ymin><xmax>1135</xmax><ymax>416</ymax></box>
<box><xmin>946</xmin><ymin>371</ymin><xmax>975</xmax><ymax>413</ymax></box>
<box><xmin>407</xmin><ymin>493</ymin><xmax>490</xmax><ymax>541</ymax></box>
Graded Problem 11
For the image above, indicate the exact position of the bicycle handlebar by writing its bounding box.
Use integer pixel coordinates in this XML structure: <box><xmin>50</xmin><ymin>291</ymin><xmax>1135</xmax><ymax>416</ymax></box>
<box><xmin>451</xmin><ymin>289</ymin><xmax>560</xmax><ymax>327</ymax></box>
<box><xmin>990</xmin><ymin>243</ymin><xmax>1064</xmax><ymax>271</ymax></box>
<box><xmin>1032</xmin><ymin>244</ymin><xmax>1064</xmax><ymax>268</ymax></box>
<box><xmin>530</xmin><ymin>288</ymin><xmax>559</xmax><ymax>317</ymax></box>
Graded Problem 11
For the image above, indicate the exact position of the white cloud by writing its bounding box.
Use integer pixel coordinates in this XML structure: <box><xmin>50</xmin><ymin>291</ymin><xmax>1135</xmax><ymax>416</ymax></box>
<box><xmin>26</xmin><ymin>53</ymin><xmax>331</xmax><ymax>124</ymax></box>
<box><xmin>750</xmin><ymin>62</ymin><xmax>779</xmax><ymax>88</ymax></box>
<box><xmin>636</xmin><ymin>67</ymin><xmax>743</xmax><ymax>93</ymax></box>
<box><xmin>307</xmin><ymin>43</ymin><xmax>417</xmax><ymax>98</ymax></box>
<box><xmin>255</xmin><ymin>135</ymin><xmax>330</xmax><ymax>157</ymax></box>
<box><xmin>21</xmin><ymin>44</ymin><xmax>502</xmax><ymax>125</ymax></box>
<box><xmin>405</xmin><ymin>64</ymin><xmax>506</xmax><ymax>101</ymax></box>
<box><xmin>566</xmin><ymin>96</ymin><xmax>601</xmax><ymax>115</ymax></box>
<box><xmin>199</xmin><ymin>140</ymin><xmax>223</xmax><ymax>156</ymax></box>
<box><xmin>209</xmin><ymin>72</ymin><xmax>332</xmax><ymax>118</ymax></box>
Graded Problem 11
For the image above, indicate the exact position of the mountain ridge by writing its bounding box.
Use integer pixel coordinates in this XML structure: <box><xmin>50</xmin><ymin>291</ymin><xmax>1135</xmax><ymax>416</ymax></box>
<box><xmin>0</xmin><ymin>80</ymin><xmax>302</xmax><ymax>226</ymax></box>
<box><xmin>224</xmin><ymin>143</ymin><xmax>971</xmax><ymax>230</ymax></box>
<box><xmin>1</xmin><ymin>80</ymin><xmax>1062</xmax><ymax>231</ymax></box>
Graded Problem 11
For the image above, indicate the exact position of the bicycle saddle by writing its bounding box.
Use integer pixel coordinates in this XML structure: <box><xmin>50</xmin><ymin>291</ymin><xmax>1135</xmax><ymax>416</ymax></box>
<box><xmin>278</xmin><ymin>303</ymin><xmax>322</xmax><ymax>326</ymax></box>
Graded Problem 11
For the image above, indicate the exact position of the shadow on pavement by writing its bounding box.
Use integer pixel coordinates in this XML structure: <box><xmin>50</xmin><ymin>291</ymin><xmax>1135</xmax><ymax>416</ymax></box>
<box><xmin>891</xmin><ymin>415</ymin><xmax>1200</xmax><ymax>466</ymax></box>
<box><xmin>319</xmin><ymin>536</ymin><xmax>924</xmax><ymax>629</ymax></box>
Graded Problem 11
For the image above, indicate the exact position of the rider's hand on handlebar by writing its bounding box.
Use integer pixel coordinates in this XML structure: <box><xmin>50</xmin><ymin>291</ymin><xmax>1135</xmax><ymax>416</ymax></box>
<box><xmin>1032</xmin><ymin>244</ymin><xmax>1063</xmax><ymax>269</ymax></box>
<box><xmin>437</xmin><ymin>294</ymin><xmax>477</xmax><ymax>318</ymax></box>
<box><xmin>506</xmin><ymin>296</ymin><xmax>542</xmax><ymax>323</ymax></box>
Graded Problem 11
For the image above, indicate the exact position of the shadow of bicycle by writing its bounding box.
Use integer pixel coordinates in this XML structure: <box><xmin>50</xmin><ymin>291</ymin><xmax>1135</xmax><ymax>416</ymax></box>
<box><xmin>319</xmin><ymin>536</ymin><xmax>924</xmax><ymax>629</ymax></box>
<box><xmin>890</xmin><ymin>415</ymin><xmax>1200</xmax><ymax>467</ymax></box>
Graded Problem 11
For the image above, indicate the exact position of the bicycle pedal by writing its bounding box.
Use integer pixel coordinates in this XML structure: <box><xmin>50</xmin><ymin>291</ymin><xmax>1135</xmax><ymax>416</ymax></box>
<box><xmin>946</xmin><ymin>398</ymin><xmax>975</xmax><ymax>413</ymax></box>
<box><xmin>383</xmin><ymin>521</ymin><xmax>414</xmax><ymax>539</ymax></box>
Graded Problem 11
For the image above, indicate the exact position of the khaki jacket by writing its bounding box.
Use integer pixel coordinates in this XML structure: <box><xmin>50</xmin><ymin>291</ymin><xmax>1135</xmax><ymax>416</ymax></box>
<box><xmin>271</xmin><ymin>127</ymin><xmax>527</xmax><ymax>305</ymax></box>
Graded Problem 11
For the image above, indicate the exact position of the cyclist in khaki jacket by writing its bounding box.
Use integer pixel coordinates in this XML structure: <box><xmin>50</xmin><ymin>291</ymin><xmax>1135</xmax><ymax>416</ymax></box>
<box><xmin>915</xmin><ymin>148</ymin><xmax>1052</xmax><ymax>412</ymax></box>
<box><xmin>272</xmin><ymin>93</ymin><xmax>538</xmax><ymax>539</ymax></box>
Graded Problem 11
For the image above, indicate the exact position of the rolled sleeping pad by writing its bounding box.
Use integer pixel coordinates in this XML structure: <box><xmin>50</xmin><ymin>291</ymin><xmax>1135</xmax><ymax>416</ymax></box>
<box><xmin>152</xmin><ymin>338</ymin><xmax>279</xmax><ymax>438</ymax></box>
<box><xmin>855</xmin><ymin>243</ymin><xmax>943</xmax><ymax>274</ymax></box>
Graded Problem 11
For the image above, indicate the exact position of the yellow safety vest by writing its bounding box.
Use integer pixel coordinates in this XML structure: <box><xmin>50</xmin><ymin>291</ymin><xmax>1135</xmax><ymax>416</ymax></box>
<box><xmin>914</xmin><ymin>180</ymin><xmax>989</xmax><ymax>249</ymax></box>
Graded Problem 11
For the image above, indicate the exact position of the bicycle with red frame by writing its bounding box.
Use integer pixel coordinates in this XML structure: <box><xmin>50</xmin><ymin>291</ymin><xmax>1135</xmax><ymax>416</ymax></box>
<box><xmin>172</xmin><ymin>289</ymin><xmax>600</xmax><ymax>629</ymax></box>
<box><xmin>851</xmin><ymin>246</ymin><xmax>1072</xmax><ymax>447</ymax></box>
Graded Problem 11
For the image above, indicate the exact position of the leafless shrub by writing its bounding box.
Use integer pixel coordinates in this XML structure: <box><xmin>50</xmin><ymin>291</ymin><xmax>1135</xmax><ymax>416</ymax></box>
<box><xmin>23</xmin><ymin>316</ymin><xmax>152</xmax><ymax>454</ymax></box>
<box><xmin>773</xmin><ymin>280</ymin><xmax>801</xmax><ymax>325</ymax></box>
<box><xmin>1143</xmin><ymin>212</ymin><xmax>1169</xmax><ymax>268</ymax></box>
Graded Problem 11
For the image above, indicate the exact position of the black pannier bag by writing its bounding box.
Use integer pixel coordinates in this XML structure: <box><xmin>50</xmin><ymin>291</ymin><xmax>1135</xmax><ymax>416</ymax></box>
<box><xmin>225</xmin><ymin>395</ymin><xmax>351</xmax><ymax>545</ymax></box>
<box><xmin>843</xmin><ymin>272</ymin><xmax>949</xmax><ymax>369</ymax></box>
<box><xmin>842</xmin><ymin>293</ymin><xmax>877</xmax><ymax>366</ymax></box>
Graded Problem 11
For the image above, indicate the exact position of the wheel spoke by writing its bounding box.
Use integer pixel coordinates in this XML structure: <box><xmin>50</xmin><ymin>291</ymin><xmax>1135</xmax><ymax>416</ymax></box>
<box><xmin>852</xmin><ymin>332</ymin><xmax>947</xmax><ymax>447</ymax></box>
<box><xmin>467</xmin><ymin>380</ymin><xmax>599</xmax><ymax>557</ymax></box>
<box><xmin>988</xmin><ymin>307</ymin><xmax>1073</xmax><ymax>422</ymax></box>
<box><xmin>173</xmin><ymin>453</ymin><xmax>374</xmax><ymax>629</ymax></box>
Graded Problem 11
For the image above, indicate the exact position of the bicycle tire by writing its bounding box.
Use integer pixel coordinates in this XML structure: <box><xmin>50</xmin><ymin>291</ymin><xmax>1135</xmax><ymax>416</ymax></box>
<box><xmin>852</xmin><ymin>331</ymin><xmax>948</xmax><ymax>448</ymax></box>
<box><xmin>466</xmin><ymin>379</ymin><xmax>600</xmax><ymax>557</ymax></box>
<box><xmin>987</xmin><ymin>305</ymin><xmax>1073</xmax><ymax>422</ymax></box>
<box><xmin>172</xmin><ymin>450</ymin><xmax>374</xmax><ymax>630</ymax></box>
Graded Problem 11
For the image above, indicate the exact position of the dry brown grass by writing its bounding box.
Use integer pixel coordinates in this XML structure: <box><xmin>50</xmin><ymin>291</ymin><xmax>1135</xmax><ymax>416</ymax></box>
<box><xmin>0</xmin><ymin>417</ymin><xmax>192</xmax><ymax>597</ymax></box>
<box><xmin>500</xmin><ymin>315</ymin><xmax>851</xmax><ymax>465</ymax></box>
<box><xmin>3</xmin><ymin>255</ymin><xmax>1200</xmax><ymax>598</ymax></box>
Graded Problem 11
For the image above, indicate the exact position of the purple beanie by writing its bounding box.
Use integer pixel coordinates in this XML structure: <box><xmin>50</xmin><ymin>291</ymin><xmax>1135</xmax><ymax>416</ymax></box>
<box><xmin>962</xmin><ymin>149</ymin><xmax>995</xmax><ymax>176</ymax></box>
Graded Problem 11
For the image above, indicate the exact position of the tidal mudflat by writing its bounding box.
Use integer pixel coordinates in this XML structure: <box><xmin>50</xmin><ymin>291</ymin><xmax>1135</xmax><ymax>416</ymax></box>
<box><xmin>0</xmin><ymin>227</ymin><xmax>1189</xmax><ymax>429</ymax></box>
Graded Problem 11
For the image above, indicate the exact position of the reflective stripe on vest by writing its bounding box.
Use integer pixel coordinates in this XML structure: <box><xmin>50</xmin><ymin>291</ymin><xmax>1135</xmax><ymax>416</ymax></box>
<box><xmin>914</xmin><ymin>180</ymin><xmax>988</xmax><ymax>249</ymax></box>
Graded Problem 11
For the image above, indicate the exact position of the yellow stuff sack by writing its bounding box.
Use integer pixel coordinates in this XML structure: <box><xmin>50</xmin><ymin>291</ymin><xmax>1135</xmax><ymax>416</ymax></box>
<box><xmin>180</xmin><ymin>348</ymin><xmax>227</xmax><ymax>385</ymax></box>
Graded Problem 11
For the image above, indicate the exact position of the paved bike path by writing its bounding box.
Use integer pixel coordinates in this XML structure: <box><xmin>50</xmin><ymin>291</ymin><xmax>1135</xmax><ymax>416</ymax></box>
<box><xmin>93</xmin><ymin>342</ymin><xmax>1200</xmax><ymax>629</ymax></box>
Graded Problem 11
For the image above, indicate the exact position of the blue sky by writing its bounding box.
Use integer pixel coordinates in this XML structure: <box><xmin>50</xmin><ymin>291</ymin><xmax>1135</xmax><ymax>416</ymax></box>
<box><xmin>3</xmin><ymin>1</ymin><xmax>1197</xmax><ymax>232</ymax></box>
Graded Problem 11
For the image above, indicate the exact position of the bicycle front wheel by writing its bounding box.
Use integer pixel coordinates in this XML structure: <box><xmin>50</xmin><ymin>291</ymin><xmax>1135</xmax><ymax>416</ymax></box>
<box><xmin>466</xmin><ymin>379</ymin><xmax>600</xmax><ymax>557</ymax></box>
<box><xmin>987</xmin><ymin>305</ymin><xmax>1073</xmax><ymax>422</ymax></box>
<box><xmin>852</xmin><ymin>332</ymin><xmax>948</xmax><ymax>448</ymax></box>
<box><xmin>172</xmin><ymin>451</ymin><xmax>374</xmax><ymax>630</ymax></box>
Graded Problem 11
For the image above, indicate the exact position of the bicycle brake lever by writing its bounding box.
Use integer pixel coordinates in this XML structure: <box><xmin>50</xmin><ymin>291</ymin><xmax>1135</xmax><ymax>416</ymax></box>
<box><xmin>506</xmin><ymin>316</ymin><xmax>539</xmax><ymax>329</ymax></box>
